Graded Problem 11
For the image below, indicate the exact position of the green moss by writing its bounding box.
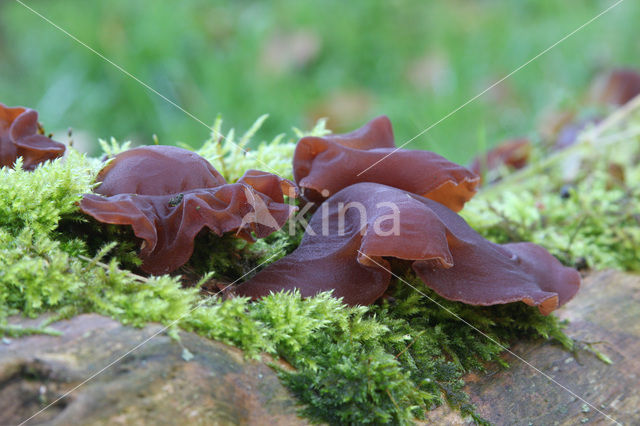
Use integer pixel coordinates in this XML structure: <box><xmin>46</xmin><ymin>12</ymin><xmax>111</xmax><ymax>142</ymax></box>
<box><xmin>196</xmin><ymin>114</ymin><xmax>329</xmax><ymax>182</ymax></box>
<box><xmin>0</xmin><ymin>151</ymin><xmax>99</xmax><ymax>235</ymax></box>
<box><xmin>0</xmin><ymin>229</ymin><xmax>196</xmax><ymax>325</ymax></box>
<box><xmin>181</xmin><ymin>275</ymin><xmax>569</xmax><ymax>425</ymax></box>
<box><xmin>1</xmin><ymin>114</ymin><xmax>628</xmax><ymax>424</ymax></box>
<box><xmin>462</xmin><ymin>115</ymin><xmax>640</xmax><ymax>272</ymax></box>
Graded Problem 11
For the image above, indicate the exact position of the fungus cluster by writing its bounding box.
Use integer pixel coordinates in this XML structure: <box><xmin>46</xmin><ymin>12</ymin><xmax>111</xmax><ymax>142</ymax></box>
<box><xmin>293</xmin><ymin>116</ymin><xmax>479</xmax><ymax>211</ymax></box>
<box><xmin>236</xmin><ymin>182</ymin><xmax>579</xmax><ymax>315</ymax></box>
<box><xmin>77</xmin><ymin>115</ymin><xmax>580</xmax><ymax>314</ymax></box>
<box><xmin>0</xmin><ymin>103</ymin><xmax>65</xmax><ymax>170</ymax></box>
<box><xmin>79</xmin><ymin>146</ymin><xmax>296</xmax><ymax>274</ymax></box>
<box><xmin>236</xmin><ymin>116</ymin><xmax>580</xmax><ymax>315</ymax></box>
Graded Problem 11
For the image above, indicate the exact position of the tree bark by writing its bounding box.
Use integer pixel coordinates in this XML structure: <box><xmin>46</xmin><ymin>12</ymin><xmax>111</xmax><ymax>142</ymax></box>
<box><xmin>461</xmin><ymin>270</ymin><xmax>640</xmax><ymax>425</ymax></box>
<box><xmin>2</xmin><ymin>270</ymin><xmax>638</xmax><ymax>425</ymax></box>
<box><xmin>0</xmin><ymin>314</ymin><xmax>305</xmax><ymax>426</ymax></box>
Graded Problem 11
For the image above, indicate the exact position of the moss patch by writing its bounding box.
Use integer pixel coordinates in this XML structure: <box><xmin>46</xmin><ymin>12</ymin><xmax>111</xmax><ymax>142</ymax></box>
<box><xmin>463</xmin><ymin>111</ymin><xmax>640</xmax><ymax>272</ymax></box>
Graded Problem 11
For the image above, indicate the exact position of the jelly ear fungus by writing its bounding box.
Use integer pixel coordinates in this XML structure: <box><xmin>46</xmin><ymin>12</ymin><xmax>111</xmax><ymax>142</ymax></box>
<box><xmin>79</xmin><ymin>145</ymin><xmax>296</xmax><ymax>274</ymax></box>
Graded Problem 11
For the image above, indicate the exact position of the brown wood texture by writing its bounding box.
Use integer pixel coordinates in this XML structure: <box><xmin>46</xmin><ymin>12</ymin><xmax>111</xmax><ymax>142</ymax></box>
<box><xmin>0</xmin><ymin>314</ymin><xmax>306</xmax><ymax>426</ymax></box>
<box><xmin>463</xmin><ymin>270</ymin><xmax>640</xmax><ymax>425</ymax></box>
<box><xmin>1</xmin><ymin>270</ymin><xmax>638</xmax><ymax>425</ymax></box>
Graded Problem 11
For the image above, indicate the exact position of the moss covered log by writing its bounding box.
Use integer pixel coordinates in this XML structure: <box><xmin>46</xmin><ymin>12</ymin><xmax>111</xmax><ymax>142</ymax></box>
<box><xmin>2</xmin><ymin>111</ymin><xmax>638</xmax><ymax>424</ymax></box>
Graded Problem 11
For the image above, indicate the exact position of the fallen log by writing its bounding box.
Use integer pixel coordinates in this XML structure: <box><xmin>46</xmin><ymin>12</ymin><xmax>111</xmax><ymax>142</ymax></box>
<box><xmin>1</xmin><ymin>270</ymin><xmax>637</xmax><ymax>425</ymax></box>
<box><xmin>0</xmin><ymin>314</ymin><xmax>305</xmax><ymax>426</ymax></box>
<box><xmin>427</xmin><ymin>270</ymin><xmax>640</xmax><ymax>425</ymax></box>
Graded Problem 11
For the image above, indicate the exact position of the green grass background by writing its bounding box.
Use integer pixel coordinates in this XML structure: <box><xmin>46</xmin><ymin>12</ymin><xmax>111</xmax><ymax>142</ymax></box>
<box><xmin>1</xmin><ymin>0</ymin><xmax>639</xmax><ymax>163</ymax></box>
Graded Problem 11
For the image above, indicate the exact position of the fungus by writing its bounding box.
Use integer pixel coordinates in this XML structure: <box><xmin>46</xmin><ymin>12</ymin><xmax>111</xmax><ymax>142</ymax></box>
<box><xmin>293</xmin><ymin>116</ymin><xmax>479</xmax><ymax>211</ymax></box>
<box><xmin>588</xmin><ymin>68</ymin><xmax>640</xmax><ymax>106</ymax></box>
<box><xmin>236</xmin><ymin>183</ymin><xmax>580</xmax><ymax>314</ymax></box>
<box><xmin>79</xmin><ymin>145</ymin><xmax>297</xmax><ymax>274</ymax></box>
<box><xmin>0</xmin><ymin>103</ymin><xmax>65</xmax><ymax>170</ymax></box>
<box><xmin>469</xmin><ymin>138</ymin><xmax>531</xmax><ymax>179</ymax></box>
<box><xmin>542</xmin><ymin>70</ymin><xmax>640</xmax><ymax>150</ymax></box>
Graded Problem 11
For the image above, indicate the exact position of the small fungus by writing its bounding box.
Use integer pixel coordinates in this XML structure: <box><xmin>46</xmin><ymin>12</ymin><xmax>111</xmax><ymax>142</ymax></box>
<box><xmin>0</xmin><ymin>102</ymin><xmax>65</xmax><ymax>170</ymax></box>
<box><xmin>469</xmin><ymin>138</ymin><xmax>531</xmax><ymax>179</ymax></box>
<box><xmin>79</xmin><ymin>145</ymin><xmax>297</xmax><ymax>274</ymax></box>
<box><xmin>237</xmin><ymin>183</ymin><xmax>580</xmax><ymax>314</ymax></box>
<box><xmin>588</xmin><ymin>68</ymin><xmax>640</xmax><ymax>106</ymax></box>
<box><xmin>293</xmin><ymin>115</ymin><xmax>479</xmax><ymax>211</ymax></box>
<box><xmin>543</xmin><ymin>69</ymin><xmax>640</xmax><ymax>150</ymax></box>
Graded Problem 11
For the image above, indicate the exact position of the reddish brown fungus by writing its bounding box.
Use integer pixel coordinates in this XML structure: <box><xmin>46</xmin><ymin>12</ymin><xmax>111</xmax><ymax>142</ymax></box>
<box><xmin>293</xmin><ymin>116</ymin><xmax>479</xmax><ymax>212</ymax></box>
<box><xmin>469</xmin><ymin>138</ymin><xmax>531</xmax><ymax>178</ymax></box>
<box><xmin>236</xmin><ymin>183</ymin><xmax>580</xmax><ymax>314</ymax></box>
<box><xmin>0</xmin><ymin>103</ymin><xmax>65</xmax><ymax>170</ymax></box>
<box><xmin>541</xmin><ymin>69</ymin><xmax>640</xmax><ymax>150</ymax></box>
<box><xmin>589</xmin><ymin>69</ymin><xmax>640</xmax><ymax>106</ymax></box>
<box><xmin>79</xmin><ymin>145</ymin><xmax>297</xmax><ymax>275</ymax></box>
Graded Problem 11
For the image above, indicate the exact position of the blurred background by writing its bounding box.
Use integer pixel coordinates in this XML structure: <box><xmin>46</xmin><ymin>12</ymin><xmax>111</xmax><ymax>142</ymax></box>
<box><xmin>1</xmin><ymin>0</ymin><xmax>639</xmax><ymax>163</ymax></box>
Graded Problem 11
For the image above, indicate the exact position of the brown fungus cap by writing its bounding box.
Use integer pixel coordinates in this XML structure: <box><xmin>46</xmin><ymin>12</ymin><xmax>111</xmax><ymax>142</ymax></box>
<box><xmin>0</xmin><ymin>103</ymin><xmax>65</xmax><ymax>170</ymax></box>
<box><xmin>236</xmin><ymin>182</ymin><xmax>580</xmax><ymax>314</ymax></box>
<box><xmin>293</xmin><ymin>116</ymin><xmax>479</xmax><ymax>211</ymax></box>
<box><xmin>79</xmin><ymin>145</ymin><xmax>297</xmax><ymax>275</ymax></box>
<box><xmin>93</xmin><ymin>145</ymin><xmax>227</xmax><ymax>196</ymax></box>
<box><xmin>588</xmin><ymin>69</ymin><xmax>640</xmax><ymax>106</ymax></box>
<box><xmin>408</xmin><ymin>192</ymin><xmax>580</xmax><ymax>315</ymax></box>
<box><xmin>469</xmin><ymin>138</ymin><xmax>531</xmax><ymax>178</ymax></box>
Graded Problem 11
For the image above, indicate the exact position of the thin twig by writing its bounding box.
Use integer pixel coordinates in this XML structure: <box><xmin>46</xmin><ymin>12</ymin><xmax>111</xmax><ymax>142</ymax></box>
<box><xmin>77</xmin><ymin>254</ymin><xmax>149</xmax><ymax>282</ymax></box>
<box><xmin>581</xmin><ymin>92</ymin><xmax>640</xmax><ymax>141</ymax></box>
<box><xmin>394</xmin><ymin>330</ymin><xmax>425</xmax><ymax>360</ymax></box>
<box><xmin>481</xmin><ymin>96</ymin><xmax>640</xmax><ymax>198</ymax></box>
